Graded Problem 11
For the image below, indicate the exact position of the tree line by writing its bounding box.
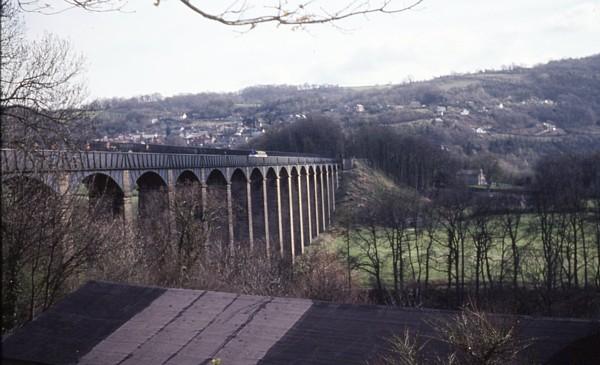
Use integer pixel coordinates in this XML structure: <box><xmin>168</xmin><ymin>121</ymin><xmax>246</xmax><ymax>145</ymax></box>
<box><xmin>338</xmin><ymin>152</ymin><xmax>600</xmax><ymax>317</ymax></box>
<box><xmin>250</xmin><ymin>116</ymin><xmax>457</xmax><ymax>190</ymax></box>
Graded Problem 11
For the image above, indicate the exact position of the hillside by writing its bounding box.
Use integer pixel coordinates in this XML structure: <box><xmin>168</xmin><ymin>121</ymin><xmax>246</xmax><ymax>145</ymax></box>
<box><xmin>335</xmin><ymin>159</ymin><xmax>402</xmax><ymax>214</ymax></box>
<box><xmin>89</xmin><ymin>54</ymin><xmax>600</xmax><ymax>173</ymax></box>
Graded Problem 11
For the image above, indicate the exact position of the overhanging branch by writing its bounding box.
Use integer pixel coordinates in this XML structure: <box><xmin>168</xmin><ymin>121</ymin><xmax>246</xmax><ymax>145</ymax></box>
<box><xmin>176</xmin><ymin>0</ymin><xmax>424</xmax><ymax>28</ymax></box>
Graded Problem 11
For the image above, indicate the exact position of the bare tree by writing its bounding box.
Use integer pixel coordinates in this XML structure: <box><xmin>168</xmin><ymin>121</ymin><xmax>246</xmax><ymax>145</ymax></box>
<box><xmin>420</xmin><ymin>203</ymin><xmax>438</xmax><ymax>292</ymax></box>
<box><xmin>0</xmin><ymin>2</ymin><xmax>99</xmax><ymax>333</ymax></box>
<box><xmin>17</xmin><ymin>0</ymin><xmax>425</xmax><ymax>29</ymax></box>
<box><xmin>378</xmin><ymin>188</ymin><xmax>419</xmax><ymax>303</ymax></box>
<box><xmin>406</xmin><ymin>197</ymin><xmax>427</xmax><ymax>304</ymax></box>
<box><xmin>337</xmin><ymin>204</ymin><xmax>361</xmax><ymax>292</ymax></box>
<box><xmin>1</xmin><ymin>175</ymin><xmax>127</xmax><ymax>333</ymax></box>
<box><xmin>1</xmin><ymin>0</ymin><xmax>87</xmax><ymax>150</ymax></box>
<box><xmin>468</xmin><ymin>197</ymin><xmax>497</xmax><ymax>299</ymax></box>
<box><xmin>496</xmin><ymin>195</ymin><xmax>529</xmax><ymax>291</ymax></box>
<box><xmin>172</xmin><ymin>182</ymin><xmax>208</xmax><ymax>275</ymax></box>
<box><xmin>434</xmin><ymin>188</ymin><xmax>472</xmax><ymax>306</ymax></box>
<box><xmin>352</xmin><ymin>198</ymin><xmax>387</xmax><ymax>293</ymax></box>
<box><xmin>592</xmin><ymin>165</ymin><xmax>600</xmax><ymax>288</ymax></box>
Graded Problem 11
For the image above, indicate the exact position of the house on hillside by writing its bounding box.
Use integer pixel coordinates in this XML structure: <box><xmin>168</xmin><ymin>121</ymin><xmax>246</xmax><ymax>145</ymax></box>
<box><xmin>457</xmin><ymin>168</ymin><xmax>487</xmax><ymax>186</ymax></box>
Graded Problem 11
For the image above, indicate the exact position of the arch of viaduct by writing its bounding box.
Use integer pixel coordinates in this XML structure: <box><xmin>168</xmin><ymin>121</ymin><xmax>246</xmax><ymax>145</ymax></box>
<box><xmin>2</xmin><ymin>149</ymin><xmax>340</xmax><ymax>261</ymax></box>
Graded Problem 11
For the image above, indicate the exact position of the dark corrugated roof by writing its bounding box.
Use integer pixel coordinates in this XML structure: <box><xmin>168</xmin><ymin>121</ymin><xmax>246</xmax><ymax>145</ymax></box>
<box><xmin>2</xmin><ymin>281</ymin><xmax>599</xmax><ymax>365</ymax></box>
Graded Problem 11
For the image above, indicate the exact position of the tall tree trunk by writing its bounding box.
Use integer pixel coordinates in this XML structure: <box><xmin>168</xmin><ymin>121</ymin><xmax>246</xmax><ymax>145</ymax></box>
<box><xmin>579</xmin><ymin>219</ymin><xmax>588</xmax><ymax>289</ymax></box>
<box><xmin>571</xmin><ymin>214</ymin><xmax>579</xmax><ymax>288</ymax></box>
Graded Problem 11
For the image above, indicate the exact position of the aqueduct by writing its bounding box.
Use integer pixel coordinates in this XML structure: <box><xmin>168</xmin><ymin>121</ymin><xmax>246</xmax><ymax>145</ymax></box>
<box><xmin>1</xmin><ymin>148</ymin><xmax>340</xmax><ymax>261</ymax></box>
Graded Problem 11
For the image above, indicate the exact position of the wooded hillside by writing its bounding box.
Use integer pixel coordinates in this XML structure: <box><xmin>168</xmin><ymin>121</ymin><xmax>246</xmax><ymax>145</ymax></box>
<box><xmin>90</xmin><ymin>54</ymin><xmax>600</xmax><ymax>176</ymax></box>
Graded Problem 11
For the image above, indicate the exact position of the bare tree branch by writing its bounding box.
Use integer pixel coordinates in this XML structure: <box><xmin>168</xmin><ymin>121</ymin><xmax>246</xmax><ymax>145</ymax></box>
<box><xmin>16</xmin><ymin>0</ymin><xmax>424</xmax><ymax>28</ymax></box>
<box><xmin>1</xmin><ymin>0</ymin><xmax>88</xmax><ymax>149</ymax></box>
<box><xmin>177</xmin><ymin>0</ymin><xmax>424</xmax><ymax>28</ymax></box>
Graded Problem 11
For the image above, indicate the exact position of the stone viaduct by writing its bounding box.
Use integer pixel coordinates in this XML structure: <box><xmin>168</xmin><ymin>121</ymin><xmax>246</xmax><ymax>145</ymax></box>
<box><xmin>1</xmin><ymin>148</ymin><xmax>340</xmax><ymax>261</ymax></box>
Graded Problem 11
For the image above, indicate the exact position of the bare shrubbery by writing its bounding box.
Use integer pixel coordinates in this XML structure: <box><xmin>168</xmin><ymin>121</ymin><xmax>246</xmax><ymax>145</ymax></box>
<box><xmin>1</xmin><ymin>173</ymin><xmax>357</xmax><ymax>333</ymax></box>
<box><xmin>292</xmin><ymin>246</ymin><xmax>360</xmax><ymax>302</ymax></box>
<box><xmin>1</xmin><ymin>175</ymin><xmax>127</xmax><ymax>332</ymax></box>
<box><xmin>191</xmin><ymin>247</ymin><xmax>290</xmax><ymax>296</ymax></box>
<box><xmin>430</xmin><ymin>309</ymin><xmax>533</xmax><ymax>365</ymax></box>
<box><xmin>379</xmin><ymin>329</ymin><xmax>425</xmax><ymax>365</ymax></box>
<box><xmin>120</xmin><ymin>229</ymin><xmax>358</xmax><ymax>302</ymax></box>
<box><xmin>378</xmin><ymin>306</ymin><xmax>534</xmax><ymax>365</ymax></box>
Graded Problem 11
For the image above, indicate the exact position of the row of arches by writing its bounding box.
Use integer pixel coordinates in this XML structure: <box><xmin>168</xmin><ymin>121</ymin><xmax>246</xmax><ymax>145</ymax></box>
<box><xmin>5</xmin><ymin>164</ymin><xmax>339</xmax><ymax>261</ymax></box>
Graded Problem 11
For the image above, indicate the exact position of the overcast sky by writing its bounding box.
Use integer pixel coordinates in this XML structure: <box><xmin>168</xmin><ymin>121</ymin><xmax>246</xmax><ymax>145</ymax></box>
<box><xmin>23</xmin><ymin>0</ymin><xmax>600</xmax><ymax>99</ymax></box>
